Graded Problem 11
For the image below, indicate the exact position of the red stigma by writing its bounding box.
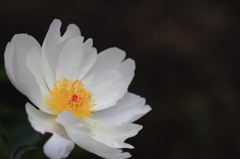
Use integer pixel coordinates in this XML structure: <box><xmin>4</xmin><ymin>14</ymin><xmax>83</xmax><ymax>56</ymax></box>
<box><xmin>72</xmin><ymin>95</ymin><xmax>79</xmax><ymax>102</ymax></box>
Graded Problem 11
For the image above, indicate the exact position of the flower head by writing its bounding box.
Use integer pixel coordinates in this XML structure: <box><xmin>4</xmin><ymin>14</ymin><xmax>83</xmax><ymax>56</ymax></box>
<box><xmin>4</xmin><ymin>19</ymin><xmax>151</xmax><ymax>159</ymax></box>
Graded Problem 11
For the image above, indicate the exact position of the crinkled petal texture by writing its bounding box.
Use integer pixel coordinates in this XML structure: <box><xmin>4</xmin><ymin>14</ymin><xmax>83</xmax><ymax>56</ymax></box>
<box><xmin>4</xmin><ymin>19</ymin><xmax>151</xmax><ymax>159</ymax></box>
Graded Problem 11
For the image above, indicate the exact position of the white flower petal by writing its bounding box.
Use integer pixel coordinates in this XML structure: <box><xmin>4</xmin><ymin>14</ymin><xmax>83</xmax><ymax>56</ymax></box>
<box><xmin>56</xmin><ymin>111</ymin><xmax>131</xmax><ymax>159</ymax></box>
<box><xmin>25</xmin><ymin>103</ymin><xmax>69</xmax><ymax>139</ymax></box>
<box><xmin>4</xmin><ymin>42</ymin><xmax>19</xmax><ymax>89</ymax></box>
<box><xmin>86</xmin><ymin>47</ymin><xmax>126</xmax><ymax>82</ymax></box>
<box><xmin>41</xmin><ymin>19</ymin><xmax>62</xmax><ymax>91</ymax></box>
<box><xmin>115</xmin><ymin>58</ymin><xmax>135</xmax><ymax>86</ymax></box>
<box><xmin>89</xmin><ymin>71</ymin><xmax>128</xmax><ymax>110</ymax></box>
<box><xmin>41</xmin><ymin>19</ymin><xmax>81</xmax><ymax>90</ymax></box>
<box><xmin>92</xmin><ymin>92</ymin><xmax>151</xmax><ymax>124</ymax></box>
<box><xmin>59</xmin><ymin>23</ymin><xmax>81</xmax><ymax>43</ymax></box>
<box><xmin>5</xmin><ymin>34</ymin><xmax>44</xmax><ymax>109</ymax></box>
<box><xmin>26</xmin><ymin>105</ymin><xmax>74</xmax><ymax>159</ymax></box>
<box><xmin>77</xmin><ymin>39</ymin><xmax>97</xmax><ymax>80</ymax></box>
<box><xmin>56</xmin><ymin>37</ymin><xmax>97</xmax><ymax>82</ymax></box>
<box><xmin>85</xmin><ymin>118</ymin><xmax>142</xmax><ymax>149</ymax></box>
<box><xmin>67</xmin><ymin>130</ymin><xmax>131</xmax><ymax>159</ymax></box>
<box><xmin>82</xmin><ymin>73</ymin><xmax>94</xmax><ymax>89</ymax></box>
<box><xmin>56</xmin><ymin>36</ymin><xmax>84</xmax><ymax>81</ymax></box>
<box><xmin>26</xmin><ymin>47</ymin><xmax>48</xmax><ymax>95</ymax></box>
<box><xmin>43</xmin><ymin>133</ymin><xmax>75</xmax><ymax>159</ymax></box>
<box><xmin>26</xmin><ymin>47</ymin><xmax>57</xmax><ymax>114</ymax></box>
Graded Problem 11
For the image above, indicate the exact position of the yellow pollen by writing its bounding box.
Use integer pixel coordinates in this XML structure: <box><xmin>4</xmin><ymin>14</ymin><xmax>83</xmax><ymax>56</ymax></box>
<box><xmin>46</xmin><ymin>77</ymin><xmax>96</xmax><ymax>121</ymax></box>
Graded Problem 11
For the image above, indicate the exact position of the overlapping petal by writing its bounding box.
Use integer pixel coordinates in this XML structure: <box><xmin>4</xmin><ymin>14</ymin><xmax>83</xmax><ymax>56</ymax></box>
<box><xmin>85</xmin><ymin>118</ymin><xmax>142</xmax><ymax>149</ymax></box>
<box><xmin>4</xmin><ymin>34</ymin><xmax>44</xmax><ymax>110</ymax></box>
<box><xmin>56</xmin><ymin>37</ymin><xmax>97</xmax><ymax>81</ymax></box>
<box><xmin>56</xmin><ymin>36</ymin><xmax>84</xmax><ymax>81</ymax></box>
<box><xmin>86</xmin><ymin>47</ymin><xmax>126</xmax><ymax>82</ymax></box>
<box><xmin>56</xmin><ymin>111</ymin><xmax>132</xmax><ymax>159</ymax></box>
<box><xmin>25</xmin><ymin>103</ymin><xmax>69</xmax><ymax>138</ymax></box>
<box><xmin>26</xmin><ymin>103</ymin><xmax>75</xmax><ymax>159</ymax></box>
<box><xmin>41</xmin><ymin>19</ymin><xmax>81</xmax><ymax>90</ymax></box>
<box><xmin>89</xmin><ymin>71</ymin><xmax>128</xmax><ymax>110</ymax></box>
<box><xmin>91</xmin><ymin>92</ymin><xmax>152</xmax><ymax>124</ymax></box>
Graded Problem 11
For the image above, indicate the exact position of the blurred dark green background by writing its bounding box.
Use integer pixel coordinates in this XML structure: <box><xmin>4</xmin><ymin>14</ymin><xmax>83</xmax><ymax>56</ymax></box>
<box><xmin>1</xmin><ymin>0</ymin><xmax>240</xmax><ymax>158</ymax></box>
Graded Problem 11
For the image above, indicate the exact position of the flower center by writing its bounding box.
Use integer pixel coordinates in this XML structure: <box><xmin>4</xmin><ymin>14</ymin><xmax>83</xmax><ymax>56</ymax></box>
<box><xmin>46</xmin><ymin>77</ymin><xmax>96</xmax><ymax>121</ymax></box>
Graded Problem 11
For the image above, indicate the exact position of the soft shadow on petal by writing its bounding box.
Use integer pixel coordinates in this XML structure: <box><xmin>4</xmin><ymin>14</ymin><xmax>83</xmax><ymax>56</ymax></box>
<box><xmin>43</xmin><ymin>133</ymin><xmax>75</xmax><ymax>159</ymax></box>
<box><xmin>4</xmin><ymin>34</ymin><xmax>44</xmax><ymax>110</ymax></box>
<box><xmin>59</xmin><ymin>23</ymin><xmax>81</xmax><ymax>43</ymax></box>
<box><xmin>66</xmin><ymin>129</ymin><xmax>131</xmax><ymax>159</ymax></box>
<box><xmin>57</xmin><ymin>37</ymin><xmax>97</xmax><ymax>82</ymax></box>
<box><xmin>77</xmin><ymin>39</ymin><xmax>97</xmax><ymax>80</ymax></box>
<box><xmin>41</xmin><ymin>19</ymin><xmax>62</xmax><ymax>91</ymax></box>
<box><xmin>27</xmin><ymin>47</ymin><xmax>49</xmax><ymax>95</ymax></box>
<box><xmin>4</xmin><ymin>34</ymin><xmax>41</xmax><ymax>91</ymax></box>
<box><xmin>89</xmin><ymin>71</ymin><xmax>128</xmax><ymax>110</ymax></box>
<box><xmin>26</xmin><ymin>47</ymin><xmax>57</xmax><ymax>114</ymax></box>
<box><xmin>91</xmin><ymin>92</ymin><xmax>151</xmax><ymax>125</ymax></box>
<box><xmin>82</xmin><ymin>73</ymin><xmax>94</xmax><ymax>89</ymax></box>
<box><xmin>56</xmin><ymin>36</ymin><xmax>84</xmax><ymax>81</ymax></box>
<box><xmin>41</xmin><ymin>19</ymin><xmax>81</xmax><ymax>90</ymax></box>
<box><xmin>85</xmin><ymin>118</ymin><xmax>143</xmax><ymax>149</ymax></box>
<box><xmin>25</xmin><ymin>103</ymin><xmax>69</xmax><ymax>139</ymax></box>
<box><xmin>4</xmin><ymin>43</ymin><xmax>19</xmax><ymax>90</ymax></box>
<box><xmin>86</xmin><ymin>47</ymin><xmax>126</xmax><ymax>82</ymax></box>
<box><xmin>56</xmin><ymin>111</ymin><xmax>131</xmax><ymax>159</ymax></box>
<box><xmin>115</xmin><ymin>58</ymin><xmax>135</xmax><ymax>86</ymax></box>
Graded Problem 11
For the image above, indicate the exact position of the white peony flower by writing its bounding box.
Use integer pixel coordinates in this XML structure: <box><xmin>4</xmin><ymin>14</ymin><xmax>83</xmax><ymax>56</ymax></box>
<box><xmin>4</xmin><ymin>19</ymin><xmax>151</xmax><ymax>159</ymax></box>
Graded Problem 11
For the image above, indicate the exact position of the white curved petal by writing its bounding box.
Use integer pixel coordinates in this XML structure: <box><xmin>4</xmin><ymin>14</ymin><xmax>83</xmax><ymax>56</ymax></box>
<box><xmin>59</xmin><ymin>23</ymin><xmax>81</xmax><ymax>43</ymax></box>
<box><xmin>82</xmin><ymin>73</ymin><xmax>94</xmax><ymax>89</ymax></box>
<box><xmin>56</xmin><ymin>37</ymin><xmax>97</xmax><ymax>81</ymax></box>
<box><xmin>26</xmin><ymin>47</ymin><xmax>57</xmax><ymax>114</ymax></box>
<box><xmin>85</xmin><ymin>118</ymin><xmax>142</xmax><ymax>149</ymax></box>
<box><xmin>4</xmin><ymin>42</ymin><xmax>19</xmax><ymax>89</ymax></box>
<box><xmin>26</xmin><ymin>47</ymin><xmax>48</xmax><ymax>95</ymax></box>
<box><xmin>43</xmin><ymin>133</ymin><xmax>75</xmax><ymax>159</ymax></box>
<box><xmin>77</xmin><ymin>39</ymin><xmax>97</xmax><ymax>80</ymax></box>
<box><xmin>41</xmin><ymin>19</ymin><xmax>81</xmax><ymax>90</ymax></box>
<box><xmin>89</xmin><ymin>71</ymin><xmax>128</xmax><ymax>110</ymax></box>
<box><xmin>4</xmin><ymin>34</ymin><xmax>44</xmax><ymax>108</ymax></box>
<box><xmin>56</xmin><ymin>37</ymin><xmax>97</xmax><ymax>82</ymax></box>
<box><xmin>67</xmin><ymin>130</ymin><xmax>131</xmax><ymax>159</ymax></box>
<box><xmin>56</xmin><ymin>36</ymin><xmax>84</xmax><ymax>81</ymax></box>
<box><xmin>41</xmin><ymin>19</ymin><xmax>62</xmax><ymax>91</ymax></box>
<box><xmin>91</xmin><ymin>92</ymin><xmax>151</xmax><ymax>124</ymax></box>
<box><xmin>86</xmin><ymin>47</ymin><xmax>126</xmax><ymax>82</ymax></box>
<box><xmin>115</xmin><ymin>58</ymin><xmax>135</xmax><ymax>86</ymax></box>
<box><xmin>25</xmin><ymin>103</ymin><xmax>69</xmax><ymax>139</ymax></box>
<box><xmin>56</xmin><ymin>111</ymin><xmax>131</xmax><ymax>159</ymax></box>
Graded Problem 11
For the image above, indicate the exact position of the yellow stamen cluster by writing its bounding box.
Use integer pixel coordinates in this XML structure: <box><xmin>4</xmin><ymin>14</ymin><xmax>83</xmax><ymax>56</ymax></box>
<box><xmin>47</xmin><ymin>77</ymin><xmax>96</xmax><ymax>121</ymax></box>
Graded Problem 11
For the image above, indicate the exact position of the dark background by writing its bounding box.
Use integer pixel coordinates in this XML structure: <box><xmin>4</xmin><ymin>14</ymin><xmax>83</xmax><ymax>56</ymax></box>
<box><xmin>1</xmin><ymin>0</ymin><xmax>240</xmax><ymax>158</ymax></box>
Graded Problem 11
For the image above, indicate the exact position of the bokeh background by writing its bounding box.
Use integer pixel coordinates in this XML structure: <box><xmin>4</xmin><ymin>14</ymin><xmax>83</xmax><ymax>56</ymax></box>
<box><xmin>1</xmin><ymin>0</ymin><xmax>240</xmax><ymax>158</ymax></box>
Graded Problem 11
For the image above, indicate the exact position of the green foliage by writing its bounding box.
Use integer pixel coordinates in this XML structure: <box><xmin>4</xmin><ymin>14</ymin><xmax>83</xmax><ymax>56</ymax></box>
<box><xmin>0</xmin><ymin>127</ymin><xmax>52</xmax><ymax>159</ymax></box>
<box><xmin>0</xmin><ymin>105</ymin><xmax>89</xmax><ymax>159</ymax></box>
<box><xmin>13</xmin><ymin>146</ymin><xmax>38</xmax><ymax>159</ymax></box>
<box><xmin>0</xmin><ymin>128</ymin><xmax>10</xmax><ymax>159</ymax></box>
<box><xmin>13</xmin><ymin>133</ymin><xmax>52</xmax><ymax>159</ymax></box>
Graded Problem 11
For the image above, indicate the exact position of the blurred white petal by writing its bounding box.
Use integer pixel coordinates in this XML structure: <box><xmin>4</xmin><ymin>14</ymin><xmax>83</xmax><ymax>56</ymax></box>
<box><xmin>43</xmin><ymin>133</ymin><xmax>75</xmax><ymax>159</ymax></box>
